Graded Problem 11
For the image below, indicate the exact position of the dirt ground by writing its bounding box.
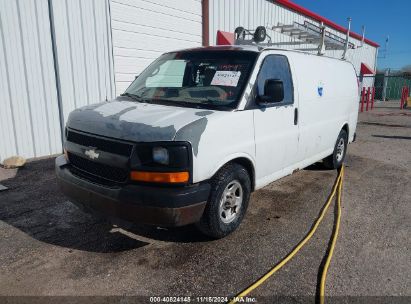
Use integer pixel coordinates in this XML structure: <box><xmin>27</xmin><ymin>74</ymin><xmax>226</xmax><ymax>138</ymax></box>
<box><xmin>0</xmin><ymin>102</ymin><xmax>410</xmax><ymax>303</ymax></box>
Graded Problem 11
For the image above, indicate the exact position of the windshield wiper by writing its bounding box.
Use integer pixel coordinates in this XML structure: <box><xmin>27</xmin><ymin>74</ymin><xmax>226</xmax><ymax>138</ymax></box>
<box><xmin>198</xmin><ymin>98</ymin><xmax>219</xmax><ymax>104</ymax></box>
<box><xmin>120</xmin><ymin>92</ymin><xmax>150</xmax><ymax>103</ymax></box>
<box><xmin>199</xmin><ymin>98</ymin><xmax>230</xmax><ymax>105</ymax></box>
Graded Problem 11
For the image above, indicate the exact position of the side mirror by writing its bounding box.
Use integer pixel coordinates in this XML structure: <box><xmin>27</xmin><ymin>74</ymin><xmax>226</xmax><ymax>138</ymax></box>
<box><xmin>257</xmin><ymin>79</ymin><xmax>284</xmax><ymax>104</ymax></box>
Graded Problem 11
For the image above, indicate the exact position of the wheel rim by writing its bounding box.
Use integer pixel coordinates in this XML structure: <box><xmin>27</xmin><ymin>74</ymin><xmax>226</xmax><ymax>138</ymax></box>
<box><xmin>336</xmin><ymin>138</ymin><xmax>345</xmax><ymax>162</ymax></box>
<box><xmin>219</xmin><ymin>180</ymin><xmax>243</xmax><ymax>224</ymax></box>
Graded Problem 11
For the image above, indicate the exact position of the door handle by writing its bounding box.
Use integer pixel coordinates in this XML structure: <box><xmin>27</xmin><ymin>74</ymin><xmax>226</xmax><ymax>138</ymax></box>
<box><xmin>294</xmin><ymin>108</ymin><xmax>298</xmax><ymax>125</ymax></box>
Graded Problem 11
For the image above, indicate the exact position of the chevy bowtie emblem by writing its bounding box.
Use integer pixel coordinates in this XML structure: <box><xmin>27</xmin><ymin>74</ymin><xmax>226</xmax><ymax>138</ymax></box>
<box><xmin>84</xmin><ymin>148</ymin><xmax>99</xmax><ymax>160</ymax></box>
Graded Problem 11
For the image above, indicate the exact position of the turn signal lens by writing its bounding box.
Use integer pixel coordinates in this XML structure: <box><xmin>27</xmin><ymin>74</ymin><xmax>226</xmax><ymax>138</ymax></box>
<box><xmin>130</xmin><ymin>171</ymin><xmax>189</xmax><ymax>183</ymax></box>
<box><xmin>63</xmin><ymin>148</ymin><xmax>68</xmax><ymax>161</ymax></box>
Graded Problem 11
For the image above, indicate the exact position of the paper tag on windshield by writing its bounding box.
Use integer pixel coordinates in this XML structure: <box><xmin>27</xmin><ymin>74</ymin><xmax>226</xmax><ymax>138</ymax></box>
<box><xmin>211</xmin><ymin>71</ymin><xmax>241</xmax><ymax>87</ymax></box>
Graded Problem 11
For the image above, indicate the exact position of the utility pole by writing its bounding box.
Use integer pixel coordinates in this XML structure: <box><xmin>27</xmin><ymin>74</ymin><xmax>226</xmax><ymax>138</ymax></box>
<box><xmin>382</xmin><ymin>68</ymin><xmax>390</xmax><ymax>101</ymax></box>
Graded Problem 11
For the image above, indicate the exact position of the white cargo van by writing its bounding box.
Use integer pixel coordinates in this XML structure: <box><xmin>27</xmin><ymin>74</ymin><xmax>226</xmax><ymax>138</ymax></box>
<box><xmin>56</xmin><ymin>45</ymin><xmax>358</xmax><ymax>238</ymax></box>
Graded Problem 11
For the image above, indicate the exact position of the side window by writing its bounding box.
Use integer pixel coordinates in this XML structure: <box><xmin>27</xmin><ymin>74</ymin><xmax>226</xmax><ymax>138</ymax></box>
<box><xmin>256</xmin><ymin>55</ymin><xmax>293</xmax><ymax>104</ymax></box>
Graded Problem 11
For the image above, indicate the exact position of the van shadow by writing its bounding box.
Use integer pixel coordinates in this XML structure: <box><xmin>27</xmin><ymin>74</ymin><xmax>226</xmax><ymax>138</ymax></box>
<box><xmin>303</xmin><ymin>161</ymin><xmax>334</xmax><ymax>171</ymax></box>
<box><xmin>0</xmin><ymin>158</ymin><xmax>208</xmax><ymax>254</ymax></box>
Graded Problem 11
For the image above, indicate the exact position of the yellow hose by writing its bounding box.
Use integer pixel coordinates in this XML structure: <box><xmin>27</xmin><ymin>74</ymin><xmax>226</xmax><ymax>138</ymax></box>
<box><xmin>319</xmin><ymin>166</ymin><xmax>344</xmax><ymax>304</ymax></box>
<box><xmin>229</xmin><ymin>167</ymin><xmax>344</xmax><ymax>304</ymax></box>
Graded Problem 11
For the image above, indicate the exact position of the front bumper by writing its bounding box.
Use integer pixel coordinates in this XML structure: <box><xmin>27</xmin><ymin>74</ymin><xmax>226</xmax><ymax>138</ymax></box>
<box><xmin>55</xmin><ymin>155</ymin><xmax>210</xmax><ymax>227</ymax></box>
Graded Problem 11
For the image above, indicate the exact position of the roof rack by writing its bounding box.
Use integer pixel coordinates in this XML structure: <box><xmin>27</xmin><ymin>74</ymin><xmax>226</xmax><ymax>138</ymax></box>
<box><xmin>234</xmin><ymin>21</ymin><xmax>354</xmax><ymax>59</ymax></box>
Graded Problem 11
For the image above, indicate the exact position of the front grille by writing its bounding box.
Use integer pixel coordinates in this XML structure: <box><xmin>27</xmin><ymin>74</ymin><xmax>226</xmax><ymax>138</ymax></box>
<box><xmin>68</xmin><ymin>153</ymin><xmax>128</xmax><ymax>183</ymax></box>
<box><xmin>67</xmin><ymin>130</ymin><xmax>133</xmax><ymax>157</ymax></box>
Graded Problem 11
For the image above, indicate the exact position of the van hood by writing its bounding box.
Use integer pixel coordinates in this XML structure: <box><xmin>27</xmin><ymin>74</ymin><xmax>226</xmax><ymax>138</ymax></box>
<box><xmin>66</xmin><ymin>97</ymin><xmax>216</xmax><ymax>143</ymax></box>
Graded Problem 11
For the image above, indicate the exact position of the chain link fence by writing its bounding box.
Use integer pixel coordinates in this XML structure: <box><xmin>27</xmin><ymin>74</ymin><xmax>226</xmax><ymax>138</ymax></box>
<box><xmin>363</xmin><ymin>74</ymin><xmax>411</xmax><ymax>101</ymax></box>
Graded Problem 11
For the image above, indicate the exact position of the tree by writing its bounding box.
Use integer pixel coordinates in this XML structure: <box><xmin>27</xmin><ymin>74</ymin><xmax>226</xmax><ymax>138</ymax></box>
<box><xmin>401</xmin><ymin>65</ymin><xmax>411</xmax><ymax>76</ymax></box>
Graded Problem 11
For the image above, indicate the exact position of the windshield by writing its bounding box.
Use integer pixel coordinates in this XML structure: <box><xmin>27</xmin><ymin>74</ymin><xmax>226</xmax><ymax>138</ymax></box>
<box><xmin>124</xmin><ymin>50</ymin><xmax>258</xmax><ymax>110</ymax></box>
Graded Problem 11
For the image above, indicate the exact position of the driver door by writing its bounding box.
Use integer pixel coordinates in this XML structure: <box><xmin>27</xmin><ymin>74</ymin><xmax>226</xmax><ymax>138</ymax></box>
<box><xmin>253</xmin><ymin>54</ymin><xmax>299</xmax><ymax>185</ymax></box>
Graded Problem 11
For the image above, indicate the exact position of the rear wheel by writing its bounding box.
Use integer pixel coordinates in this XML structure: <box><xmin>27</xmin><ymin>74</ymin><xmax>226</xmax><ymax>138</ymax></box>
<box><xmin>323</xmin><ymin>129</ymin><xmax>348</xmax><ymax>169</ymax></box>
<box><xmin>196</xmin><ymin>163</ymin><xmax>251</xmax><ymax>239</ymax></box>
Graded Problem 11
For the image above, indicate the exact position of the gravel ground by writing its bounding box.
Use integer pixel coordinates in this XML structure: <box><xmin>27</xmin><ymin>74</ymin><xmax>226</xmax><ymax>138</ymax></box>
<box><xmin>0</xmin><ymin>102</ymin><xmax>410</xmax><ymax>303</ymax></box>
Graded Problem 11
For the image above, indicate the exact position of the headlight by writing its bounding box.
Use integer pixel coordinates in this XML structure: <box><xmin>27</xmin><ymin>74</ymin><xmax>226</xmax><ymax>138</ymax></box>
<box><xmin>152</xmin><ymin>147</ymin><xmax>169</xmax><ymax>165</ymax></box>
<box><xmin>130</xmin><ymin>142</ymin><xmax>191</xmax><ymax>183</ymax></box>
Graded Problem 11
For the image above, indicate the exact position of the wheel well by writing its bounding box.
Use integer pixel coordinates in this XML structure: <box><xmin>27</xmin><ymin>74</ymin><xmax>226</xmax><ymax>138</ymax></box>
<box><xmin>229</xmin><ymin>157</ymin><xmax>255</xmax><ymax>191</ymax></box>
<box><xmin>342</xmin><ymin>123</ymin><xmax>349</xmax><ymax>137</ymax></box>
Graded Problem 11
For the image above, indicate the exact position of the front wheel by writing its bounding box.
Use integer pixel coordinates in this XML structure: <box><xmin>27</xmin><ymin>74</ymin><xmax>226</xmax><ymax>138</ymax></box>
<box><xmin>196</xmin><ymin>163</ymin><xmax>251</xmax><ymax>239</ymax></box>
<box><xmin>323</xmin><ymin>129</ymin><xmax>348</xmax><ymax>169</ymax></box>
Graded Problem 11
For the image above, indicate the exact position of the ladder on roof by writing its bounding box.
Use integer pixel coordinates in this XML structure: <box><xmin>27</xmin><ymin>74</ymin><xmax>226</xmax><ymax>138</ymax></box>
<box><xmin>235</xmin><ymin>20</ymin><xmax>354</xmax><ymax>58</ymax></box>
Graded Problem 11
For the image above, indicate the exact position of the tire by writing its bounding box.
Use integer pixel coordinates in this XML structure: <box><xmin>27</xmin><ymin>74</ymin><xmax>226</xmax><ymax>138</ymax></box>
<box><xmin>253</xmin><ymin>26</ymin><xmax>267</xmax><ymax>42</ymax></box>
<box><xmin>323</xmin><ymin>129</ymin><xmax>348</xmax><ymax>169</ymax></box>
<box><xmin>234</xmin><ymin>26</ymin><xmax>246</xmax><ymax>40</ymax></box>
<box><xmin>196</xmin><ymin>163</ymin><xmax>251</xmax><ymax>239</ymax></box>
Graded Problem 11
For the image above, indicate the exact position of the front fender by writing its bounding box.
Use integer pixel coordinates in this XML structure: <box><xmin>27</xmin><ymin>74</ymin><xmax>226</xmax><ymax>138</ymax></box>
<box><xmin>209</xmin><ymin>152</ymin><xmax>256</xmax><ymax>180</ymax></box>
<box><xmin>188</xmin><ymin>111</ymin><xmax>256</xmax><ymax>184</ymax></box>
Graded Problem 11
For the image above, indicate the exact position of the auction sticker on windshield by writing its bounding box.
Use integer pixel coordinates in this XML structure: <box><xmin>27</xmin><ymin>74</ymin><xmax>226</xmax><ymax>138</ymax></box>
<box><xmin>211</xmin><ymin>71</ymin><xmax>241</xmax><ymax>87</ymax></box>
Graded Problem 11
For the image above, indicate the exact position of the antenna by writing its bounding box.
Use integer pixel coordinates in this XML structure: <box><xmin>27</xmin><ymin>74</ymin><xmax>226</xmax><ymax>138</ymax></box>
<box><xmin>361</xmin><ymin>25</ymin><xmax>365</xmax><ymax>47</ymax></box>
<box><xmin>342</xmin><ymin>17</ymin><xmax>352</xmax><ymax>59</ymax></box>
<box><xmin>378</xmin><ymin>36</ymin><xmax>389</xmax><ymax>59</ymax></box>
<box><xmin>385</xmin><ymin>35</ymin><xmax>389</xmax><ymax>56</ymax></box>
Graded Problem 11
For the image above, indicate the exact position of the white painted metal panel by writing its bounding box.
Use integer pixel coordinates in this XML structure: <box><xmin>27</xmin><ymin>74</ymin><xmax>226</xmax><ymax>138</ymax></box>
<box><xmin>51</xmin><ymin>0</ymin><xmax>115</xmax><ymax>123</ymax></box>
<box><xmin>209</xmin><ymin>0</ymin><xmax>378</xmax><ymax>85</ymax></box>
<box><xmin>0</xmin><ymin>0</ymin><xmax>114</xmax><ymax>163</ymax></box>
<box><xmin>0</xmin><ymin>0</ymin><xmax>62</xmax><ymax>162</ymax></box>
<box><xmin>111</xmin><ymin>0</ymin><xmax>203</xmax><ymax>93</ymax></box>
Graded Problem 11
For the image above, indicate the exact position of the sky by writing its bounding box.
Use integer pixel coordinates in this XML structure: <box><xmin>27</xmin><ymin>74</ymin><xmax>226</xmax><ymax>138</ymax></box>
<box><xmin>290</xmin><ymin>0</ymin><xmax>411</xmax><ymax>70</ymax></box>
